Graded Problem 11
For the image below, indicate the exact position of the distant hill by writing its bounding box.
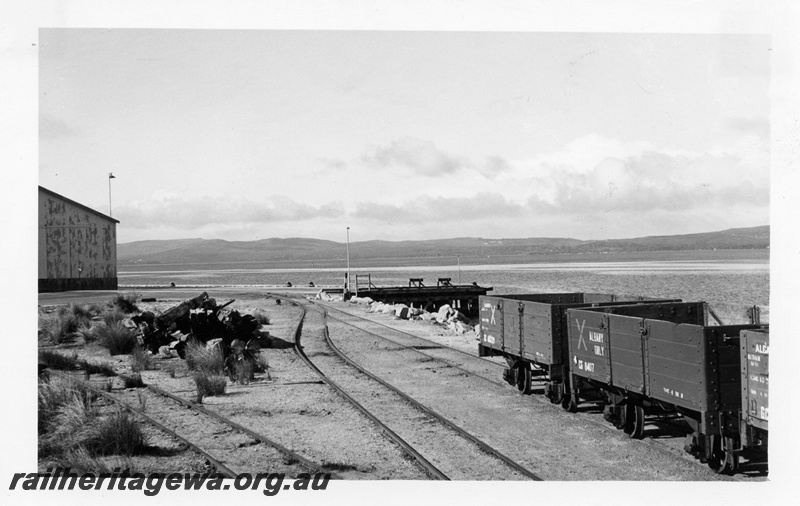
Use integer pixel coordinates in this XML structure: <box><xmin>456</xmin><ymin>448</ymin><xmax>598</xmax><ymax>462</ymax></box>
<box><xmin>570</xmin><ymin>226</ymin><xmax>770</xmax><ymax>253</ymax></box>
<box><xmin>118</xmin><ymin>226</ymin><xmax>769</xmax><ymax>266</ymax></box>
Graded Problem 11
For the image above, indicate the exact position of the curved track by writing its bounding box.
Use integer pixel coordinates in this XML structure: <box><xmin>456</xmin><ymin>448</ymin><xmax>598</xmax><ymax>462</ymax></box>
<box><xmin>292</xmin><ymin>298</ymin><xmax>542</xmax><ymax>481</ymax></box>
<box><xmin>47</xmin><ymin>370</ymin><xmax>237</xmax><ymax>478</ymax></box>
<box><xmin>47</xmin><ymin>369</ymin><xmax>337</xmax><ymax>478</ymax></box>
<box><xmin>289</xmin><ymin>300</ymin><xmax>448</xmax><ymax>479</ymax></box>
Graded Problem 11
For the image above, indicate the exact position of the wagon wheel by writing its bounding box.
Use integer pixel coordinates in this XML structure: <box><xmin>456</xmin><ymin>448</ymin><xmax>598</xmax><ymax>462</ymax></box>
<box><xmin>622</xmin><ymin>404</ymin><xmax>635</xmax><ymax>435</ymax></box>
<box><xmin>613</xmin><ymin>404</ymin><xmax>627</xmax><ymax>430</ymax></box>
<box><xmin>544</xmin><ymin>384</ymin><xmax>554</xmax><ymax>403</ymax></box>
<box><xmin>715</xmin><ymin>437</ymin><xmax>739</xmax><ymax>475</ymax></box>
<box><xmin>629</xmin><ymin>405</ymin><xmax>646</xmax><ymax>439</ymax></box>
<box><xmin>516</xmin><ymin>362</ymin><xmax>533</xmax><ymax>395</ymax></box>
<box><xmin>552</xmin><ymin>386</ymin><xmax>564</xmax><ymax>405</ymax></box>
<box><xmin>706</xmin><ymin>436</ymin><xmax>724</xmax><ymax>472</ymax></box>
<box><xmin>562</xmin><ymin>392</ymin><xmax>578</xmax><ymax>413</ymax></box>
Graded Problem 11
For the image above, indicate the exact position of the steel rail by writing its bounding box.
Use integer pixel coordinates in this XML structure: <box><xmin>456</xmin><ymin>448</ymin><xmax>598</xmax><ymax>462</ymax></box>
<box><xmin>145</xmin><ymin>384</ymin><xmax>338</xmax><ymax>478</ymax></box>
<box><xmin>46</xmin><ymin>370</ymin><xmax>238</xmax><ymax>479</ymax></box>
<box><xmin>320</xmin><ymin>302</ymin><xmax>513</xmax><ymax>388</ymax></box>
<box><xmin>304</xmin><ymin>300</ymin><xmax>543</xmax><ymax>481</ymax></box>
<box><xmin>287</xmin><ymin>298</ymin><xmax>449</xmax><ymax>481</ymax></box>
<box><xmin>322</xmin><ymin>302</ymin><xmax>502</xmax><ymax>366</ymax></box>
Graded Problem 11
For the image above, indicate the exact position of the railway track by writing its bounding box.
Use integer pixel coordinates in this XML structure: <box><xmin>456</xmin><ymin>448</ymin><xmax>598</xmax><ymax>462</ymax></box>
<box><xmin>288</xmin><ymin>298</ymin><xmax>542</xmax><ymax>481</ymax></box>
<box><xmin>46</xmin><ymin>369</ymin><xmax>338</xmax><ymax>478</ymax></box>
<box><xmin>316</xmin><ymin>301</ymin><xmax>752</xmax><ymax>480</ymax></box>
<box><xmin>321</xmin><ymin>302</ymin><xmax>510</xmax><ymax>384</ymax></box>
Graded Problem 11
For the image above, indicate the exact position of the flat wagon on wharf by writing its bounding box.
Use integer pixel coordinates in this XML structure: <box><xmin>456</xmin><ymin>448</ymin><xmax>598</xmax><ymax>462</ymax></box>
<box><xmin>352</xmin><ymin>275</ymin><xmax>491</xmax><ymax>316</ymax></box>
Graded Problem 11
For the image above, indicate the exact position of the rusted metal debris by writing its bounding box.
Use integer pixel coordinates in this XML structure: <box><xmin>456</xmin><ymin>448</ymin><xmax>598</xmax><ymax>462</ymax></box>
<box><xmin>134</xmin><ymin>292</ymin><xmax>269</xmax><ymax>377</ymax></box>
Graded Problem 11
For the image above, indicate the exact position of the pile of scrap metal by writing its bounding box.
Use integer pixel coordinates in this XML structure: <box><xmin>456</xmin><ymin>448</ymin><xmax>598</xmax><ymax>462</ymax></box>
<box><xmin>132</xmin><ymin>292</ymin><xmax>269</xmax><ymax>377</ymax></box>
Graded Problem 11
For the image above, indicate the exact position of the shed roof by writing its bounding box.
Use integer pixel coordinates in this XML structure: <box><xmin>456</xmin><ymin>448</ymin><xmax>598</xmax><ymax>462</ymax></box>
<box><xmin>39</xmin><ymin>186</ymin><xmax>120</xmax><ymax>224</ymax></box>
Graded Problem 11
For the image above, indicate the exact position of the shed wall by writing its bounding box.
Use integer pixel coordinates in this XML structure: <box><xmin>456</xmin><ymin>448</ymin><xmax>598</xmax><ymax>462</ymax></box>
<box><xmin>38</xmin><ymin>189</ymin><xmax>118</xmax><ymax>291</ymax></box>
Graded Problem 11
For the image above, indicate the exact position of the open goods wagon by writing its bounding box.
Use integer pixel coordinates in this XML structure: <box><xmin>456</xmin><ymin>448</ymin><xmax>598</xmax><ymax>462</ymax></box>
<box><xmin>565</xmin><ymin>301</ymin><xmax>764</xmax><ymax>473</ymax></box>
<box><xmin>738</xmin><ymin>328</ymin><xmax>769</xmax><ymax>467</ymax></box>
<box><xmin>477</xmin><ymin>293</ymin><xmax>678</xmax><ymax>408</ymax></box>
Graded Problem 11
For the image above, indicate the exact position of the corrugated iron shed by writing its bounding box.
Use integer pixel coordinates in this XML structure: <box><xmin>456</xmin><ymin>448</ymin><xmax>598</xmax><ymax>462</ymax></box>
<box><xmin>38</xmin><ymin>186</ymin><xmax>119</xmax><ymax>291</ymax></box>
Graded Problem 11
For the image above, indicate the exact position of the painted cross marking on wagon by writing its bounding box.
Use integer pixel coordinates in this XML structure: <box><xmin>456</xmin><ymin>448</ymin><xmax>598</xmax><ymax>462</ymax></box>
<box><xmin>490</xmin><ymin>306</ymin><xmax>496</xmax><ymax>325</ymax></box>
<box><xmin>575</xmin><ymin>318</ymin><xmax>588</xmax><ymax>351</ymax></box>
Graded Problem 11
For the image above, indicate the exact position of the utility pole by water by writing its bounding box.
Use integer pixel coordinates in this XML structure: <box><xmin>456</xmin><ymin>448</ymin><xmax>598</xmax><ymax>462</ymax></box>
<box><xmin>346</xmin><ymin>227</ymin><xmax>351</xmax><ymax>293</ymax></box>
<box><xmin>457</xmin><ymin>255</ymin><xmax>461</xmax><ymax>285</ymax></box>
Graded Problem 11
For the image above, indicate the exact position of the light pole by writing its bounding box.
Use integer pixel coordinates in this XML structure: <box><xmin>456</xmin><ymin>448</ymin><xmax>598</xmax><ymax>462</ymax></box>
<box><xmin>457</xmin><ymin>255</ymin><xmax>461</xmax><ymax>285</ymax></box>
<box><xmin>108</xmin><ymin>172</ymin><xmax>116</xmax><ymax>216</ymax></box>
<box><xmin>346</xmin><ymin>227</ymin><xmax>351</xmax><ymax>294</ymax></box>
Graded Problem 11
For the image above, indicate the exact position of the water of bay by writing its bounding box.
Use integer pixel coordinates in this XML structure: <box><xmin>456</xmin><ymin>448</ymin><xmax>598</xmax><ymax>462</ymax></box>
<box><xmin>119</xmin><ymin>250</ymin><xmax>769</xmax><ymax>324</ymax></box>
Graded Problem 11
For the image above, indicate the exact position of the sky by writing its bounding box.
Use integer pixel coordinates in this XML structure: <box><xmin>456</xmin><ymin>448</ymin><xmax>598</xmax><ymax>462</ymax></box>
<box><xmin>38</xmin><ymin>29</ymin><xmax>771</xmax><ymax>244</ymax></box>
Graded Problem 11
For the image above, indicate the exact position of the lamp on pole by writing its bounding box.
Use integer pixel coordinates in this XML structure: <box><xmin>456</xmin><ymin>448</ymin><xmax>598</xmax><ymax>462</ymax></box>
<box><xmin>346</xmin><ymin>227</ymin><xmax>351</xmax><ymax>293</ymax></box>
<box><xmin>108</xmin><ymin>172</ymin><xmax>116</xmax><ymax>216</ymax></box>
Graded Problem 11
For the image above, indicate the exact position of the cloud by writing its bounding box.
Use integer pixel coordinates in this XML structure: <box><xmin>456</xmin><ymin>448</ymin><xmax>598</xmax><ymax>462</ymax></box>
<box><xmin>115</xmin><ymin>195</ymin><xmax>344</xmax><ymax>230</ymax></box>
<box><xmin>478</xmin><ymin>156</ymin><xmax>514</xmax><ymax>179</ymax></box>
<box><xmin>318</xmin><ymin>157</ymin><xmax>347</xmax><ymax>170</ymax></box>
<box><xmin>361</xmin><ymin>136</ymin><xmax>467</xmax><ymax>176</ymax></box>
<box><xmin>523</xmin><ymin>150</ymin><xmax>769</xmax><ymax>216</ymax></box>
<box><xmin>39</xmin><ymin>114</ymin><xmax>78</xmax><ymax>140</ymax></box>
<box><xmin>353</xmin><ymin>192</ymin><xmax>524</xmax><ymax>223</ymax></box>
<box><xmin>345</xmin><ymin>132</ymin><xmax>769</xmax><ymax>239</ymax></box>
<box><xmin>725</xmin><ymin>117</ymin><xmax>770</xmax><ymax>136</ymax></box>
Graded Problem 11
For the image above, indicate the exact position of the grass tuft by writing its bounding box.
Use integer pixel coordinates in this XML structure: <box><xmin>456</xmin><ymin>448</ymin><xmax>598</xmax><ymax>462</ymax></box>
<box><xmin>97</xmin><ymin>322</ymin><xmax>138</xmax><ymax>355</ymax></box>
<box><xmin>38</xmin><ymin>313</ymin><xmax>80</xmax><ymax>345</ymax></box>
<box><xmin>38</xmin><ymin>378</ymin><xmax>83</xmax><ymax>435</ymax></box>
<box><xmin>254</xmin><ymin>353</ymin><xmax>271</xmax><ymax>380</ymax></box>
<box><xmin>229</xmin><ymin>357</ymin><xmax>253</xmax><ymax>385</ymax></box>
<box><xmin>101</xmin><ymin>308</ymin><xmax>127</xmax><ymax>327</ymax></box>
<box><xmin>38</xmin><ymin>378</ymin><xmax>147</xmax><ymax>466</ymax></box>
<box><xmin>193</xmin><ymin>371</ymin><xmax>227</xmax><ymax>398</ymax></box>
<box><xmin>185</xmin><ymin>341</ymin><xmax>225</xmax><ymax>375</ymax></box>
<box><xmin>130</xmin><ymin>346</ymin><xmax>156</xmax><ymax>372</ymax></box>
<box><xmin>74</xmin><ymin>325</ymin><xmax>97</xmax><ymax>344</ymax></box>
<box><xmin>252</xmin><ymin>310</ymin><xmax>270</xmax><ymax>325</ymax></box>
<box><xmin>163</xmin><ymin>362</ymin><xmax>178</xmax><ymax>379</ymax></box>
<box><xmin>120</xmin><ymin>373</ymin><xmax>145</xmax><ymax>389</ymax></box>
<box><xmin>80</xmin><ymin>360</ymin><xmax>117</xmax><ymax>377</ymax></box>
<box><xmin>82</xmin><ymin>408</ymin><xmax>146</xmax><ymax>456</ymax></box>
<box><xmin>112</xmin><ymin>293</ymin><xmax>139</xmax><ymax>314</ymax></box>
<box><xmin>39</xmin><ymin>350</ymin><xmax>79</xmax><ymax>371</ymax></box>
<box><xmin>63</xmin><ymin>447</ymin><xmax>143</xmax><ymax>474</ymax></box>
<box><xmin>69</xmin><ymin>303</ymin><xmax>100</xmax><ymax>325</ymax></box>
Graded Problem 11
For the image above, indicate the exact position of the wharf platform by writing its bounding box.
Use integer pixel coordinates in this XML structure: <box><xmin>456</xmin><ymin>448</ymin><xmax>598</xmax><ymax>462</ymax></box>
<box><xmin>351</xmin><ymin>275</ymin><xmax>492</xmax><ymax>315</ymax></box>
